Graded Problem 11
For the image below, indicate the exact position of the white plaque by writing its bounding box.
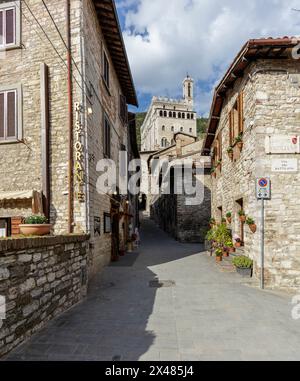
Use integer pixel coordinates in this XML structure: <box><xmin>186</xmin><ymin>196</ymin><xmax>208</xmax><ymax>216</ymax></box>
<box><xmin>265</xmin><ymin>135</ymin><xmax>300</xmax><ymax>154</ymax></box>
<box><xmin>272</xmin><ymin>159</ymin><xmax>298</xmax><ymax>173</ymax></box>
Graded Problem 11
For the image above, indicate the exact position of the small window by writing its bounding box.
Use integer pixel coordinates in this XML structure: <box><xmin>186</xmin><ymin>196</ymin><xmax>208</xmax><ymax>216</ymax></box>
<box><xmin>161</xmin><ymin>138</ymin><xmax>168</xmax><ymax>147</ymax></box>
<box><xmin>164</xmin><ymin>111</ymin><xmax>167</xmax><ymax>117</ymax></box>
<box><xmin>173</xmin><ymin>112</ymin><xmax>176</xmax><ymax>118</ymax></box>
<box><xmin>187</xmin><ymin>113</ymin><xmax>190</xmax><ymax>119</ymax></box>
<box><xmin>178</xmin><ymin>112</ymin><xmax>181</xmax><ymax>118</ymax></box>
<box><xmin>229</xmin><ymin>93</ymin><xmax>244</xmax><ymax>146</ymax></box>
<box><xmin>119</xmin><ymin>94</ymin><xmax>127</xmax><ymax>124</ymax></box>
<box><xmin>182</xmin><ymin>113</ymin><xmax>185</xmax><ymax>119</ymax></box>
<box><xmin>171</xmin><ymin>126</ymin><xmax>174</xmax><ymax>132</ymax></box>
<box><xmin>0</xmin><ymin>88</ymin><xmax>19</xmax><ymax>142</ymax></box>
<box><xmin>189</xmin><ymin>128</ymin><xmax>192</xmax><ymax>133</ymax></box>
<box><xmin>159</xmin><ymin>110</ymin><xmax>163</xmax><ymax>117</ymax></box>
<box><xmin>191</xmin><ymin>114</ymin><xmax>194</xmax><ymax>119</ymax></box>
<box><xmin>0</xmin><ymin>2</ymin><xmax>20</xmax><ymax>49</ymax></box>
<box><xmin>103</xmin><ymin>51</ymin><xmax>110</xmax><ymax>88</ymax></box>
<box><xmin>180</xmin><ymin>127</ymin><xmax>183</xmax><ymax>132</ymax></box>
<box><xmin>104</xmin><ymin>114</ymin><xmax>111</xmax><ymax>158</ymax></box>
<box><xmin>169</xmin><ymin>111</ymin><xmax>172</xmax><ymax>117</ymax></box>
<box><xmin>162</xmin><ymin>125</ymin><xmax>165</xmax><ymax>131</ymax></box>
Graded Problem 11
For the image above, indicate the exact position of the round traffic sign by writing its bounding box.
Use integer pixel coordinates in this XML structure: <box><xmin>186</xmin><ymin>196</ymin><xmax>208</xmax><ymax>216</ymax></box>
<box><xmin>259</xmin><ymin>178</ymin><xmax>268</xmax><ymax>188</ymax></box>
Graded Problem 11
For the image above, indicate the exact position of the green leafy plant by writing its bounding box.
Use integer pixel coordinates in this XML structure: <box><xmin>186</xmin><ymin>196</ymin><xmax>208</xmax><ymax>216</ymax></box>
<box><xmin>238</xmin><ymin>209</ymin><xmax>246</xmax><ymax>217</ymax></box>
<box><xmin>205</xmin><ymin>228</ymin><xmax>215</xmax><ymax>242</ymax></box>
<box><xmin>232</xmin><ymin>256</ymin><xmax>253</xmax><ymax>269</ymax></box>
<box><xmin>221</xmin><ymin>218</ymin><xmax>227</xmax><ymax>224</ymax></box>
<box><xmin>24</xmin><ymin>215</ymin><xmax>47</xmax><ymax>225</ymax></box>
<box><xmin>246</xmin><ymin>217</ymin><xmax>255</xmax><ymax>225</ymax></box>
<box><xmin>214</xmin><ymin>223</ymin><xmax>232</xmax><ymax>247</ymax></box>
<box><xmin>226</xmin><ymin>212</ymin><xmax>232</xmax><ymax>218</ymax></box>
<box><xmin>235</xmin><ymin>133</ymin><xmax>243</xmax><ymax>143</ymax></box>
<box><xmin>227</xmin><ymin>146</ymin><xmax>233</xmax><ymax>153</ymax></box>
<box><xmin>225</xmin><ymin>241</ymin><xmax>234</xmax><ymax>248</ymax></box>
<box><xmin>210</xmin><ymin>167</ymin><xmax>216</xmax><ymax>175</ymax></box>
<box><xmin>209</xmin><ymin>218</ymin><xmax>216</xmax><ymax>225</ymax></box>
<box><xmin>216</xmin><ymin>160</ymin><xmax>222</xmax><ymax>167</ymax></box>
<box><xmin>215</xmin><ymin>248</ymin><xmax>223</xmax><ymax>257</ymax></box>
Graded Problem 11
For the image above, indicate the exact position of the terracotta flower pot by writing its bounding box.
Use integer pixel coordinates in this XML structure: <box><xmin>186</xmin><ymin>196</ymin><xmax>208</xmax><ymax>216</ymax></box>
<box><xmin>249</xmin><ymin>224</ymin><xmax>257</xmax><ymax>233</ymax></box>
<box><xmin>223</xmin><ymin>251</ymin><xmax>229</xmax><ymax>258</ymax></box>
<box><xmin>216</xmin><ymin>256</ymin><xmax>222</xmax><ymax>262</ymax></box>
<box><xmin>19</xmin><ymin>224</ymin><xmax>52</xmax><ymax>236</ymax></box>
<box><xmin>227</xmin><ymin>217</ymin><xmax>232</xmax><ymax>224</ymax></box>
<box><xmin>239</xmin><ymin>215</ymin><xmax>246</xmax><ymax>223</ymax></box>
<box><xmin>237</xmin><ymin>142</ymin><xmax>243</xmax><ymax>150</ymax></box>
<box><xmin>235</xmin><ymin>242</ymin><xmax>242</xmax><ymax>248</ymax></box>
<box><xmin>229</xmin><ymin>247</ymin><xmax>236</xmax><ymax>253</ymax></box>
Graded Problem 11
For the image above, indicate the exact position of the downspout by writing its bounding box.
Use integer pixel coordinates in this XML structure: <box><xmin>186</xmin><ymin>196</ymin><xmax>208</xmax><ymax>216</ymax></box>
<box><xmin>66</xmin><ymin>0</ymin><xmax>74</xmax><ymax>233</ymax></box>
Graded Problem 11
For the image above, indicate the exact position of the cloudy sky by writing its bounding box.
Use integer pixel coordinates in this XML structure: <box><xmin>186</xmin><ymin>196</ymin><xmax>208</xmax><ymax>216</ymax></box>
<box><xmin>115</xmin><ymin>0</ymin><xmax>300</xmax><ymax>116</ymax></box>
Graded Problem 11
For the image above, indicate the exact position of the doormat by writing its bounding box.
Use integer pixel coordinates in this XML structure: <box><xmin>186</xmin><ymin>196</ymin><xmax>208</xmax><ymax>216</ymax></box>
<box><xmin>109</xmin><ymin>252</ymin><xmax>139</xmax><ymax>267</ymax></box>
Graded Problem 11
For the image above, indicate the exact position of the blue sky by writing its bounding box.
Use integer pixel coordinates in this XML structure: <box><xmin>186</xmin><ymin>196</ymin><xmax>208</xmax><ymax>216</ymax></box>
<box><xmin>115</xmin><ymin>0</ymin><xmax>300</xmax><ymax>116</ymax></box>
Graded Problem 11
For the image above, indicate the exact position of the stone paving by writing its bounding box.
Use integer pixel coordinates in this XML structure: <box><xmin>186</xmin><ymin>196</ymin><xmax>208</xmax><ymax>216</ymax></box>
<box><xmin>4</xmin><ymin>216</ymin><xmax>300</xmax><ymax>361</ymax></box>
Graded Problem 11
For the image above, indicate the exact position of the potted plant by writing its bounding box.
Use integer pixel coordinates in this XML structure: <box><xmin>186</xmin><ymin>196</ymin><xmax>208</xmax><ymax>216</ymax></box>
<box><xmin>226</xmin><ymin>212</ymin><xmax>232</xmax><ymax>224</ymax></box>
<box><xmin>209</xmin><ymin>218</ymin><xmax>216</xmax><ymax>228</ymax></box>
<box><xmin>234</xmin><ymin>234</ymin><xmax>242</xmax><ymax>248</ymax></box>
<box><xmin>232</xmin><ymin>256</ymin><xmax>253</xmax><ymax>277</ymax></box>
<box><xmin>235</xmin><ymin>133</ymin><xmax>243</xmax><ymax>150</ymax></box>
<box><xmin>227</xmin><ymin>146</ymin><xmax>234</xmax><ymax>160</ymax></box>
<box><xmin>226</xmin><ymin>240</ymin><xmax>235</xmax><ymax>253</ymax></box>
<box><xmin>238</xmin><ymin>209</ymin><xmax>246</xmax><ymax>223</ymax></box>
<box><xmin>210</xmin><ymin>167</ymin><xmax>216</xmax><ymax>178</ymax></box>
<box><xmin>222</xmin><ymin>246</ymin><xmax>229</xmax><ymax>257</ymax></box>
<box><xmin>246</xmin><ymin>217</ymin><xmax>257</xmax><ymax>233</ymax></box>
<box><xmin>215</xmin><ymin>248</ymin><xmax>223</xmax><ymax>262</ymax></box>
<box><xmin>19</xmin><ymin>215</ymin><xmax>52</xmax><ymax>236</ymax></box>
<box><xmin>221</xmin><ymin>217</ymin><xmax>227</xmax><ymax>225</ymax></box>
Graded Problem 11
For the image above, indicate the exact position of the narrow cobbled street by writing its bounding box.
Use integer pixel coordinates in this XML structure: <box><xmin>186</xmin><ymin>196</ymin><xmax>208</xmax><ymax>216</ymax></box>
<box><xmin>5</xmin><ymin>216</ymin><xmax>300</xmax><ymax>361</ymax></box>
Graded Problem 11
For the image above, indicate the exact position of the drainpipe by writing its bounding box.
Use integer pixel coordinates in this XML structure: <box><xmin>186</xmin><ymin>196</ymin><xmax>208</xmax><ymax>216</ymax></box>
<box><xmin>66</xmin><ymin>0</ymin><xmax>74</xmax><ymax>233</ymax></box>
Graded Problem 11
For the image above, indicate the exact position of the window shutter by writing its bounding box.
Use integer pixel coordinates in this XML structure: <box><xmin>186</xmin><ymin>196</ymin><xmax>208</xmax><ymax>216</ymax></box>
<box><xmin>5</xmin><ymin>8</ymin><xmax>15</xmax><ymax>45</ymax></box>
<box><xmin>238</xmin><ymin>92</ymin><xmax>244</xmax><ymax>133</ymax></box>
<box><xmin>7</xmin><ymin>91</ymin><xmax>16</xmax><ymax>138</ymax></box>
<box><xmin>229</xmin><ymin>110</ymin><xmax>233</xmax><ymax>146</ymax></box>
<box><xmin>0</xmin><ymin>11</ymin><xmax>3</xmax><ymax>46</ymax></box>
<box><xmin>0</xmin><ymin>93</ymin><xmax>4</xmax><ymax>139</ymax></box>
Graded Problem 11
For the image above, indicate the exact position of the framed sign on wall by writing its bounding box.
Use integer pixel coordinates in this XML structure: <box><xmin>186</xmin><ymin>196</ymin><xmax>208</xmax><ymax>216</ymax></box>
<box><xmin>104</xmin><ymin>213</ymin><xmax>111</xmax><ymax>234</ymax></box>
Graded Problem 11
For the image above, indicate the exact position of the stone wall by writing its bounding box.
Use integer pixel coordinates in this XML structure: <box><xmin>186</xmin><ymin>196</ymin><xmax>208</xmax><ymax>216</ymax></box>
<box><xmin>211</xmin><ymin>59</ymin><xmax>300</xmax><ymax>292</ymax></box>
<box><xmin>0</xmin><ymin>235</ymin><xmax>89</xmax><ymax>357</ymax></box>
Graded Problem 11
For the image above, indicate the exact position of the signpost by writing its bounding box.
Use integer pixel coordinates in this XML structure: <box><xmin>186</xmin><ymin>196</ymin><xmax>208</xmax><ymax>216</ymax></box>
<box><xmin>256</xmin><ymin>178</ymin><xmax>271</xmax><ymax>290</ymax></box>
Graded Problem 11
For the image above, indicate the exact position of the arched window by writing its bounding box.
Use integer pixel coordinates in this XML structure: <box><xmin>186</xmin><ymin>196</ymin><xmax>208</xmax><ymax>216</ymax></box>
<box><xmin>171</xmin><ymin>126</ymin><xmax>174</xmax><ymax>132</ymax></box>
<box><xmin>159</xmin><ymin>110</ymin><xmax>163</xmax><ymax>117</ymax></box>
<box><xmin>169</xmin><ymin>111</ymin><xmax>172</xmax><ymax>117</ymax></box>
<box><xmin>182</xmin><ymin>113</ymin><xmax>185</xmax><ymax>119</ymax></box>
<box><xmin>178</xmin><ymin>112</ymin><xmax>181</xmax><ymax>118</ymax></box>
<box><xmin>188</xmin><ymin>83</ymin><xmax>191</xmax><ymax>98</ymax></box>
<box><xmin>173</xmin><ymin>112</ymin><xmax>176</xmax><ymax>118</ymax></box>
<box><xmin>161</xmin><ymin>138</ymin><xmax>168</xmax><ymax>147</ymax></box>
<box><xmin>189</xmin><ymin>128</ymin><xmax>192</xmax><ymax>133</ymax></box>
<box><xmin>180</xmin><ymin>127</ymin><xmax>183</xmax><ymax>132</ymax></box>
<box><xmin>164</xmin><ymin>111</ymin><xmax>167</xmax><ymax>117</ymax></box>
<box><xmin>162</xmin><ymin>125</ymin><xmax>165</xmax><ymax>131</ymax></box>
<box><xmin>187</xmin><ymin>113</ymin><xmax>190</xmax><ymax>119</ymax></box>
<box><xmin>191</xmin><ymin>113</ymin><xmax>194</xmax><ymax>119</ymax></box>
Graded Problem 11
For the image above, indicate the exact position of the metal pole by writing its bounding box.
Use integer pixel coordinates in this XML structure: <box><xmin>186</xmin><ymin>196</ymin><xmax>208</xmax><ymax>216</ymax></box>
<box><xmin>261</xmin><ymin>198</ymin><xmax>265</xmax><ymax>289</ymax></box>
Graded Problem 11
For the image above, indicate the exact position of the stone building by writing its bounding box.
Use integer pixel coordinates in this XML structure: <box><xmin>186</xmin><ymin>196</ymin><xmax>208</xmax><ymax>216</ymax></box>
<box><xmin>148</xmin><ymin>133</ymin><xmax>211</xmax><ymax>243</ymax></box>
<box><xmin>141</xmin><ymin>76</ymin><xmax>197</xmax><ymax>152</ymax></box>
<box><xmin>202</xmin><ymin>37</ymin><xmax>300</xmax><ymax>291</ymax></box>
<box><xmin>0</xmin><ymin>0</ymin><xmax>139</xmax><ymax>276</ymax></box>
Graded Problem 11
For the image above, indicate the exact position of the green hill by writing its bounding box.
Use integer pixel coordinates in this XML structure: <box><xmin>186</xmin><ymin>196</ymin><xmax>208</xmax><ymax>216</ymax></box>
<box><xmin>134</xmin><ymin>112</ymin><xmax>208</xmax><ymax>149</ymax></box>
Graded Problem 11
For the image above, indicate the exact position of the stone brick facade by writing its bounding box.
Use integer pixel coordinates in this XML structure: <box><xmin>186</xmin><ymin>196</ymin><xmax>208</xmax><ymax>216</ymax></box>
<box><xmin>0</xmin><ymin>235</ymin><xmax>89</xmax><ymax>356</ymax></box>
<box><xmin>0</xmin><ymin>0</ymin><xmax>138</xmax><ymax>276</ymax></box>
<box><xmin>206</xmin><ymin>51</ymin><xmax>300</xmax><ymax>291</ymax></box>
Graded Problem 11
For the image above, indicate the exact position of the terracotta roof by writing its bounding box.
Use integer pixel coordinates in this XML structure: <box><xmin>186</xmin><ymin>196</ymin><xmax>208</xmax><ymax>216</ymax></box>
<box><xmin>93</xmin><ymin>0</ymin><xmax>138</xmax><ymax>106</ymax></box>
<box><xmin>202</xmin><ymin>37</ymin><xmax>298</xmax><ymax>155</ymax></box>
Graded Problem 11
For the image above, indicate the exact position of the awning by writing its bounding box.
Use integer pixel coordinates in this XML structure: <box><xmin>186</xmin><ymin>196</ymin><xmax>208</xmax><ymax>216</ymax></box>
<box><xmin>0</xmin><ymin>190</ymin><xmax>34</xmax><ymax>201</ymax></box>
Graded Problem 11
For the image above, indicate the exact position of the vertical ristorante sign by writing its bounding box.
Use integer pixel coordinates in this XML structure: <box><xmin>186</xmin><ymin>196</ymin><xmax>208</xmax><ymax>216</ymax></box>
<box><xmin>74</xmin><ymin>102</ymin><xmax>85</xmax><ymax>203</ymax></box>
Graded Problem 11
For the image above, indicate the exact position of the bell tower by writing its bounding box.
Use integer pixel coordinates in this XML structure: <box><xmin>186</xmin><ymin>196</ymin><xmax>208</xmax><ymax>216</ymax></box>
<box><xmin>183</xmin><ymin>75</ymin><xmax>194</xmax><ymax>107</ymax></box>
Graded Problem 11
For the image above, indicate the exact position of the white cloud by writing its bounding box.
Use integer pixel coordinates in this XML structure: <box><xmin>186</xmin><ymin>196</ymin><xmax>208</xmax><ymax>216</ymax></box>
<box><xmin>117</xmin><ymin>0</ymin><xmax>300</xmax><ymax>115</ymax></box>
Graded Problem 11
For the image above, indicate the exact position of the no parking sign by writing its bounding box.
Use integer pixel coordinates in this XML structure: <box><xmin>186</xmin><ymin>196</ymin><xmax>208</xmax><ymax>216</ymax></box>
<box><xmin>256</xmin><ymin>177</ymin><xmax>271</xmax><ymax>200</ymax></box>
